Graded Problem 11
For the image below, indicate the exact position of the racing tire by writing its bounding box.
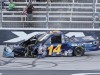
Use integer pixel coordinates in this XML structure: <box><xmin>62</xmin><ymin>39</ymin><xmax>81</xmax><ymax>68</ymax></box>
<box><xmin>73</xmin><ymin>46</ymin><xmax>85</xmax><ymax>57</ymax></box>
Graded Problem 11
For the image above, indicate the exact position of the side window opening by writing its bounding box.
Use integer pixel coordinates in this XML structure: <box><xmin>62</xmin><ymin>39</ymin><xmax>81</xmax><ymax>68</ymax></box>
<box><xmin>51</xmin><ymin>35</ymin><xmax>62</xmax><ymax>44</ymax></box>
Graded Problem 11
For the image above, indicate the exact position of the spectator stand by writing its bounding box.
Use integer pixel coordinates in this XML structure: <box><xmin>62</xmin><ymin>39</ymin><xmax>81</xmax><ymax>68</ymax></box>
<box><xmin>1</xmin><ymin>0</ymin><xmax>100</xmax><ymax>28</ymax></box>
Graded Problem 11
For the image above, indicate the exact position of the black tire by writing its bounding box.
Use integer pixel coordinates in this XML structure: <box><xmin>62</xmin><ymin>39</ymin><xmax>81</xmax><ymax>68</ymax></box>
<box><xmin>73</xmin><ymin>46</ymin><xmax>85</xmax><ymax>57</ymax></box>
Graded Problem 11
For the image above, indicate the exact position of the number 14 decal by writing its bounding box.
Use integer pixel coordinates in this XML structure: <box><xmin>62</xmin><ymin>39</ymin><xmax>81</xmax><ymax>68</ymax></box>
<box><xmin>48</xmin><ymin>44</ymin><xmax>62</xmax><ymax>55</ymax></box>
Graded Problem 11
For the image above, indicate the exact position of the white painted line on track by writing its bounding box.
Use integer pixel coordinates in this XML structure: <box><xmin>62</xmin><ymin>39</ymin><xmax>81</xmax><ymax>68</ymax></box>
<box><xmin>72</xmin><ymin>73</ymin><xmax>100</xmax><ymax>75</ymax></box>
<box><xmin>0</xmin><ymin>73</ymin><xmax>2</xmax><ymax>75</ymax></box>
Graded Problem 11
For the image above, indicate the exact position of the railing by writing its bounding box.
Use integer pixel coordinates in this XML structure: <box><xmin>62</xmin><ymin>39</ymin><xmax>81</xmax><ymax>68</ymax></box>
<box><xmin>1</xmin><ymin>1</ymin><xmax>100</xmax><ymax>28</ymax></box>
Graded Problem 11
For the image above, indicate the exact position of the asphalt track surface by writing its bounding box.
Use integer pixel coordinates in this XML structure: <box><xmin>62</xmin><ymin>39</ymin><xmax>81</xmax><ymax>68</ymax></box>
<box><xmin>0</xmin><ymin>45</ymin><xmax>100</xmax><ymax>75</ymax></box>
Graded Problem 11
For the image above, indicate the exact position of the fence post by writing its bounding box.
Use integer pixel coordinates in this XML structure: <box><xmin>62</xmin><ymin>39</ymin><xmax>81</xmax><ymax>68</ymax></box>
<box><xmin>46</xmin><ymin>0</ymin><xmax>49</xmax><ymax>28</ymax></box>
<box><xmin>0</xmin><ymin>0</ymin><xmax>2</xmax><ymax>28</ymax></box>
<box><xmin>92</xmin><ymin>0</ymin><xmax>96</xmax><ymax>29</ymax></box>
<box><xmin>70</xmin><ymin>0</ymin><xmax>74</xmax><ymax>28</ymax></box>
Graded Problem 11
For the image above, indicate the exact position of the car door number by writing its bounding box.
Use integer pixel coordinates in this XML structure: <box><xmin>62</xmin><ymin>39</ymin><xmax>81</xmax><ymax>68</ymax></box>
<box><xmin>48</xmin><ymin>44</ymin><xmax>62</xmax><ymax>55</ymax></box>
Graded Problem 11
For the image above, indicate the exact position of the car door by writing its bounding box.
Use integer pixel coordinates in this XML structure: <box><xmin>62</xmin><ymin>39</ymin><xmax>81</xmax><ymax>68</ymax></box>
<box><xmin>45</xmin><ymin>34</ymin><xmax>63</xmax><ymax>56</ymax></box>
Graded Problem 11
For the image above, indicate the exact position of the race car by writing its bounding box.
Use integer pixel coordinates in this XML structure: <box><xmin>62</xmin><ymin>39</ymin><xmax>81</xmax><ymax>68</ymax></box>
<box><xmin>3</xmin><ymin>31</ymin><xmax>100</xmax><ymax>57</ymax></box>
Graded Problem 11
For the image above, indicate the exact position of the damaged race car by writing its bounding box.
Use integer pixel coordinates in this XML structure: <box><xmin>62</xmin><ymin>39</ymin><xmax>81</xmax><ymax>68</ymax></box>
<box><xmin>3</xmin><ymin>31</ymin><xmax>100</xmax><ymax>57</ymax></box>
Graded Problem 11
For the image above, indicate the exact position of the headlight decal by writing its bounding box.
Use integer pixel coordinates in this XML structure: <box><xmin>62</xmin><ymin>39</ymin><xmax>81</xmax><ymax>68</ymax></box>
<box><xmin>92</xmin><ymin>41</ymin><xmax>98</xmax><ymax>45</ymax></box>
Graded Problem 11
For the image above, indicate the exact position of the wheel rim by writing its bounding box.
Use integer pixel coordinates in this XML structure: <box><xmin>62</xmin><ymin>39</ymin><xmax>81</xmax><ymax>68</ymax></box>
<box><xmin>75</xmin><ymin>47</ymin><xmax>83</xmax><ymax>56</ymax></box>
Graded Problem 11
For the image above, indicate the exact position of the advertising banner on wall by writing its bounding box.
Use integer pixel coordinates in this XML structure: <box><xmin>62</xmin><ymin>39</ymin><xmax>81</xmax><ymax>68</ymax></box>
<box><xmin>0</xmin><ymin>29</ymin><xmax>100</xmax><ymax>45</ymax></box>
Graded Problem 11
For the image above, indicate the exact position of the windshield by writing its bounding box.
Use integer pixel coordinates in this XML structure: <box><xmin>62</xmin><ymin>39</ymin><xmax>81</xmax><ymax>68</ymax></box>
<box><xmin>38</xmin><ymin>33</ymin><xmax>50</xmax><ymax>42</ymax></box>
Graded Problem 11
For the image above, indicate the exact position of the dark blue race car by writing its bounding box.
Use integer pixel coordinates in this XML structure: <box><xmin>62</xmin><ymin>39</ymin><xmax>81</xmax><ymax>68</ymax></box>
<box><xmin>3</xmin><ymin>31</ymin><xmax>100</xmax><ymax>57</ymax></box>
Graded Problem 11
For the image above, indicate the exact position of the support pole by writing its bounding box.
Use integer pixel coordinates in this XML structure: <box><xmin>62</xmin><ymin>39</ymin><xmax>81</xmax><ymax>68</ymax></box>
<box><xmin>46</xmin><ymin>0</ymin><xmax>49</xmax><ymax>28</ymax></box>
<box><xmin>0</xmin><ymin>0</ymin><xmax>2</xmax><ymax>27</ymax></box>
<box><xmin>92</xmin><ymin>0</ymin><xmax>96</xmax><ymax>29</ymax></box>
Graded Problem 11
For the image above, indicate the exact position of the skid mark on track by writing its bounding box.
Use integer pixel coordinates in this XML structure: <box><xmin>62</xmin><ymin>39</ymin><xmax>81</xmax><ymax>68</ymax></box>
<box><xmin>33</xmin><ymin>61</ymin><xmax>58</xmax><ymax>69</ymax></box>
<box><xmin>0</xmin><ymin>61</ymin><xmax>58</xmax><ymax>69</ymax></box>
<box><xmin>0</xmin><ymin>58</ymin><xmax>16</xmax><ymax>66</ymax></box>
<box><xmin>37</xmin><ymin>55</ymin><xmax>93</xmax><ymax>63</ymax></box>
<box><xmin>0</xmin><ymin>54</ymin><xmax>99</xmax><ymax>69</ymax></box>
<box><xmin>0</xmin><ymin>58</ymin><xmax>58</xmax><ymax>69</ymax></box>
<box><xmin>32</xmin><ymin>58</ymin><xmax>38</xmax><ymax>67</ymax></box>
